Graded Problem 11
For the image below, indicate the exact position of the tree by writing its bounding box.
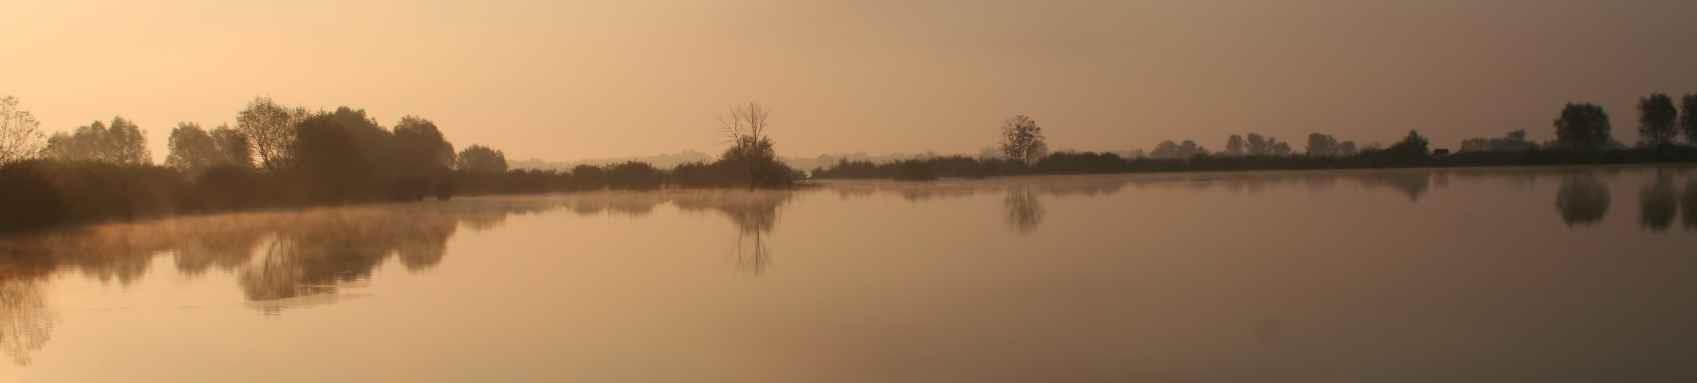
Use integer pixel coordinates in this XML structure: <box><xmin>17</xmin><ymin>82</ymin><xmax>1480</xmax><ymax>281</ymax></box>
<box><xmin>289</xmin><ymin>113</ymin><xmax>373</xmax><ymax>201</ymax></box>
<box><xmin>1386</xmin><ymin>130</ymin><xmax>1430</xmax><ymax>159</ymax></box>
<box><xmin>998</xmin><ymin>115</ymin><xmax>1048</xmax><ymax>165</ymax></box>
<box><xmin>1244</xmin><ymin>133</ymin><xmax>1287</xmax><ymax>156</ymax></box>
<box><xmin>236</xmin><ymin>97</ymin><xmax>305</xmax><ymax>169</ymax></box>
<box><xmin>1150</xmin><ymin>139</ymin><xmax>1206</xmax><ymax>159</ymax></box>
<box><xmin>1336</xmin><ymin>141</ymin><xmax>1358</xmax><ymax>157</ymax></box>
<box><xmin>209</xmin><ymin>125</ymin><xmax>253</xmax><ymax>168</ymax></box>
<box><xmin>1224</xmin><ymin>134</ymin><xmax>1246</xmax><ymax>156</ymax></box>
<box><xmin>718</xmin><ymin>102</ymin><xmax>792</xmax><ymax>187</ymax></box>
<box><xmin>1553</xmin><ymin>103</ymin><xmax>1612</xmax><ymax>150</ymax></box>
<box><xmin>166</xmin><ymin>122</ymin><xmax>222</xmax><ymax>173</ymax></box>
<box><xmin>1305</xmin><ymin>133</ymin><xmax>1340</xmax><ymax>157</ymax></box>
<box><xmin>456</xmin><ymin>145</ymin><xmax>508</xmax><ymax>174</ymax></box>
<box><xmin>0</xmin><ymin>96</ymin><xmax>44</xmax><ymax>164</ymax></box>
<box><xmin>1681</xmin><ymin>93</ymin><xmax>1697</xmax><ymax>145</ymax></box>
<box><xmin>1637</xmin><ymin>93</ymin><xmax>1678</xmax><ymax>146</ymax></box>
<box><xmin>392</xmin><ymin>116</ymin><xmax>456</xmax><ymax>174</ymax></box>
<box><xmin>41</xmin><ymin>116</ymin><xmax>151</xmax><ymax>164</ymax></box>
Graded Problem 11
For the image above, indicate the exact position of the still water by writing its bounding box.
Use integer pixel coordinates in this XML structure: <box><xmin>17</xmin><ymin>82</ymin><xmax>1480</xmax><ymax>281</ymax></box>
<box><xmin>3</xmin><ymin>166</ymin><xmax>1696</xmax><ymax>382</ymax></box>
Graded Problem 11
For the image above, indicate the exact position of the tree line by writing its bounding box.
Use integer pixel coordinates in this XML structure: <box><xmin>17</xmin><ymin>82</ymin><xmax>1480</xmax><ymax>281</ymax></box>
<box><xmin>813</xmin><ymin>92</ymin><xmax>1697</xmax><ymax>180</ymax></box>
<box><xmin>0</xmin><ymin>97</ymin><xmax>796</xmax><ymax>232</ymax></box>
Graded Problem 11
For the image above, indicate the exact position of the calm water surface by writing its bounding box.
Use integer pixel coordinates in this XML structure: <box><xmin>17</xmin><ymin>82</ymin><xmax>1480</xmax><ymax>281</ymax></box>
<box><xmin>3</xmin><ymin>166</ymin><xmax>1696</xmax><ymax>382</ymax></box>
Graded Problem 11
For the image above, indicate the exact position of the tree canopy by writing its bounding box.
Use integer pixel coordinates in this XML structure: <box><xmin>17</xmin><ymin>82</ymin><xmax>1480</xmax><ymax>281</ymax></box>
<box><xmin>998</xmin><ymin>115</ymin><xmax>1048</xmax><ymax>165</ymax></box>
<box><xmin>42</xmin><ymin>117</ymin><xmax>151</xmax><ymax>164</ymax></box>
<box><xmin>1554</xmin><ymin>103</ymin><xmax>1613</xmax><ymax>150</ymax></box>
<box><xmin>1638</xmin><ymin>93</ymin><xmax>1678</xmax><ymax>146</ymax></box>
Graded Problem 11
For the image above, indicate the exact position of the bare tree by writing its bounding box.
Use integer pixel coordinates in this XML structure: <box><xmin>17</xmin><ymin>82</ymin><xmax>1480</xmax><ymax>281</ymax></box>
<box><xmin>719</xmin><ymin>102</ymin><xmax>782</xmax><ymax>188</ymax></box>
<box><xmin>720</xmin><ymin>102</ymin><xmax>769</xmax><ymax>147</ymax></box>
<box><xmin>236</xmin><ymin>97</ymin><xmax>305</xmax><ymax>169</ymax></box>
<box><xmin>999</xmin><ymin>114</ymin><xmax>1047</xmax><ymax>165</ymax></box>
<box><xmin>0</xmin><ymin>96</ymin><xmax>44</xmax><ymax>164</ymax></box>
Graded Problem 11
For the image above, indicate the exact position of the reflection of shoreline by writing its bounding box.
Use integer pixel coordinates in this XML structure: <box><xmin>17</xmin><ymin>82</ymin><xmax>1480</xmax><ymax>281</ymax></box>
<box><xmin>818</xmin><ymin>167</ymin><xmax>1697</xmax><ymax>234</ymax></box>
<box><xmin>0</xmin><ymin>190</ymin><xmax>798</xmax><ymax>364</ymax></box>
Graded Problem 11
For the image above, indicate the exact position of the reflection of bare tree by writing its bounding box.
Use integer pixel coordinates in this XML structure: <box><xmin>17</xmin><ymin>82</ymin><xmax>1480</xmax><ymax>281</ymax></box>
<box><xmin>734</xmin><ymin>232</ymin><xmax>772</xmax><ymax>275</ymax></box>
<box><xmin>1003</xmin><ymin>186</ymin><xmax>1045</xmax><ymax>234</ymax></box>
<box><xmin>1556</xmin><ymin>174</ymin><xmax>1611</xmax><ymax>226</ymax></box>
<box><xmin>0</xmin><ymin>276</ymin><xmax>56</xmax><ymax>365</ymax></box>
<box><xmin>670</xmin><ymin>191</ymin><xmax>792</xmax><ymax>275</ymax></box>
<box><xmin>1640</xmin><ymin>173</ymin><xmax>1678</xmax><ymax>232</ymax></box>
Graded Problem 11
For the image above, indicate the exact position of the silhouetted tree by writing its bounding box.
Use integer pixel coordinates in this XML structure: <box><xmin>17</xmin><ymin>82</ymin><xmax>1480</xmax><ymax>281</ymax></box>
<box><xmin>1337</xmin><ymin>140</ymin><xmax>1359</xmax><ymax>157</ymax></box>
<box><xmin>1681</xmin><ymin>93</ymin><xmax>1697</xmax><ymax>145</ymax></box>
<box><xmin>717</xmin><ymin>102</ymin><xmax>795</xmax><ymax>188</ymax></box>
<box><xmin>1639</xmin><ymin>173</ymin><xmax>1677</xmax><ymax>231</ymax></box>
<box><xmin>1386</xmin><ymin>130</ymin><xmax>1431</xmax><ymax>159</ymax></box>
<box><xmin>392</xmin><ymin>116</ymin><xmax>456</xmax><ymax>171</ymax></box>
<box><xmin>209</xmin><ymin>125</ymin><xmax>252</xmax><ymax>168</ymax></box>
<box><xmin>41</xmin><ymin>117</ymin><xmax>151</xmax><ymax>164</ymax></box>
<box><xmin>0</xmin><ymin>96</ymin><xmax>44</xmax><ymax>164</ymax></box>
<box><xmin>1637</xmin><ymin>93</ymin><xmax>1678</xmax><ymax>146</ymax></box>
<box><xmin>1149</xmin><ymin>139</ymin><xmax>1207</xmax><ymax>159</ymax></box>
<box><xmin>456</xmin><ymin>145</ymin><xmax>508</xmax><ymax>174</ymax></box>
<box><xmin>998</xmin><ymin>115</ymin><xmax>1048</xmax><ymax>165</ymax></box>
<box><xmin>288</xmin><ymin>113</ymin><xmax>373</xmax><ymax>202</ymax></box>
<box><xmin>166</xmin><ymin>123</ymin><xmax>223</xmax><ymax>174</ymax></box>
<box><xmin>1553</xmin><ymin>103</ymin><xmax>1612</xmax><ymax>150</ymax></box>
<box><xmin>1224</xmin><ymin>134</ymin><xmax>1246</xmax><ymax>156</ymax></box>
<box><xmin>236</xmin><ymin>97</ymin><xmax>304</xmax><ymax>169</ymax></box>
<box><xmin>1556</xmin><ymin>174</ymin><xmax>1610</xmax><ymax>226</ymax></box>
<box><xmin>1305</xmin><ymin>133</ymin><xmax>1341</xmax><ymax>157</ymax></box>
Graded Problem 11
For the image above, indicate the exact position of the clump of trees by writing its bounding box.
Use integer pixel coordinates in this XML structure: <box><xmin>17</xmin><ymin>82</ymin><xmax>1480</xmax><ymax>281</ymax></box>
<box><xmin>41</xmin><ymin>117</ymin><xmax>151</xmax><ymax>164</ymax></box>
<box><xmin>165</xmin><ymin>123</ymin><xmax>251</xmax><ymax>175</ymax></box>
<box><xmin>1305</xmin><ymin>133</ymin><xmax>1357</xmax><ymax>157</ymax></box>
<box><xmin>1149</xmin><ymin>140</ymin><xmax>1207</xmax><ymax>159</ymax></box>
<box><xmin>0</xmin><ymin>97</ymin><xmax>805</xmax><ymax>233</ymax></box>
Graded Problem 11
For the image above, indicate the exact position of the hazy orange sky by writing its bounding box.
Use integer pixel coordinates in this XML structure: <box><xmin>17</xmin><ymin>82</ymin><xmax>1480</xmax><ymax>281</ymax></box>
<box><xmin>4</xmin><ymin>0</ymin><xmax>1696</xmax><ymax>161</ymax></box>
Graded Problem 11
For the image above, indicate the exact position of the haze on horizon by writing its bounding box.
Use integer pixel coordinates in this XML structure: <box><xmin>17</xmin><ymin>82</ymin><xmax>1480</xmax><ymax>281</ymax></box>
<box><xmin>4</xmin><ymin>0</ymin><xmax>1696</xmax><ymax>162</ymax></box>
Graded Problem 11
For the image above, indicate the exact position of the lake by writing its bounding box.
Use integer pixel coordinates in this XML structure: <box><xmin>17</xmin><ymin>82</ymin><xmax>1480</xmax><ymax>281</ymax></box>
<box><xmin>3</xmin><ymin>166</ymin><xmax>1696</xmax><ymax>382</ymax></box>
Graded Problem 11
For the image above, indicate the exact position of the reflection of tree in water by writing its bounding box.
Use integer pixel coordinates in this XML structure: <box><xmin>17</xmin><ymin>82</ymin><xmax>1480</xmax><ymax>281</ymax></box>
<box><xmin>1685</xmin><ymin>179</ymin><xmax>1697</xmax><ymax>230</ymax></box>
<box><xmin>1556</xmin><ymin>174</ymin><xmax>1611</xmax><ymax>226</ymax></box>
<box><xmin>1639</xmin><ymin>174</ymin><xmax>1678</xmax><ymax>232</ymax></box>
<box><xmin>1357</xmin><ymin>171</ymin><xmax>1431</xmax><ymax>202</ymax></box>
<box><xmin>237</xmin><ymin>208</ymin><xmax>460</xmax><ymax>305</ymax></box>
<box><xmin>0</xmin><ymin>276</ymin><xmax>56</xmax><ymax>365</ymax></box>
<box><xmin>0</xmin><ymin>200</ymin><xmax>557</xmax><ymax>311</ymax></box>
<box><xmin>1003</xmin><ymin>186</ymin><xmax>1045</xmax><ymax>234</ymax></box>
<box><xmin>671</xmin><ymin>191</ymin><xmax>792</xmax><ymax>275</ymax></box>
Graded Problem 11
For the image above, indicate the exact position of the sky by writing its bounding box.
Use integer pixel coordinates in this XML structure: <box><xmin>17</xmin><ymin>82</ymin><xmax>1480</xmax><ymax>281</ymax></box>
<box><xmin>3</xmin><ymin>0</ymin><xmax>1696</xmax><ymax>162</ymax></box>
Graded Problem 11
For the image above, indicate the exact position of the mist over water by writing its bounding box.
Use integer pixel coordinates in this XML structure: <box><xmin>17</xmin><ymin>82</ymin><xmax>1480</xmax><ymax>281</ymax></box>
<box><xmin>3</xmin><ymin>166</ymin><xmax>1696</xmax><ymax>382</ymax></box>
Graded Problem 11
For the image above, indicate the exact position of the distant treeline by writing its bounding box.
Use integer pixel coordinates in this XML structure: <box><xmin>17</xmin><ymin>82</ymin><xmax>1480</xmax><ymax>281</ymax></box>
<box><xmin>815</xmin><ymin>94</ymin><xmax>1697</xmax><ymax>180</ymax></box>
<box><xmin>0</xmin><ymin>98</ymin><xmax>796</xmax><ymax>232</ymax></box>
